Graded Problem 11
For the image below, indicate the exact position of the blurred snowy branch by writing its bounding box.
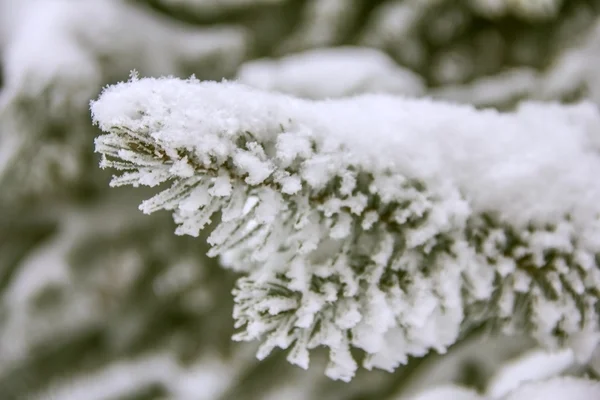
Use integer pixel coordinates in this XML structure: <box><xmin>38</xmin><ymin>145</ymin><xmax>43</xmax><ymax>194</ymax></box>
<box><xmin>0</xmin><ymin>0</ymin><xmax>247</xmax><ymax>200</ymax></box>
<box><xmin>237</xmin><ymin>47</ymin><xmax>424</xmax><ymax>98</ymax></box>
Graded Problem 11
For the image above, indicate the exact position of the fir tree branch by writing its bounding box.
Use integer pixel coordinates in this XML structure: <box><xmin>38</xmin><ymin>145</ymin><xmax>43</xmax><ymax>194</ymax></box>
<box><xmin>92</xmin><ymin>76</ymin><xmax>600</xmax><ymax>381</ymax></box>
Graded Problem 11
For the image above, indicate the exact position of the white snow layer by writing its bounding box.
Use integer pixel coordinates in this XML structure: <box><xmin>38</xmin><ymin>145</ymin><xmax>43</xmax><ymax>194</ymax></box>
<box><xmin>91</xmin><ymin>77</ymin><xmax>600</xmax><ymax>380</ymax></box>
<box><xmin>405</xmin><ymin>385</ymin><xmax>484</xmax><ymax>400</ymax></box>
<box><xmin>485</xmin><ymin>348</ymin><xmax>575</xmax><ymax>398</ymax></box>
<box><xmin>92</xmin><ymin>77</ymin><xmax>600</xmax><ymax>229</ymax></box>
<box><xmin>237</xmin><ymin>46</ymin><xmax>425</xmax><ymax>98</ymax></box>
<box><xmin>31</xmin><ymin>353</ymin><xmax>237</xmax><ymax>400</ymax></box>
<box><xmin>501</xmin><ymin>377</ymin><xmax>600</xmax><ymax>400</ymax></box>
<box><xmin>404</xmin><ymin>377</ymin><xmax>600</xmax><ymax>400</ymax></box>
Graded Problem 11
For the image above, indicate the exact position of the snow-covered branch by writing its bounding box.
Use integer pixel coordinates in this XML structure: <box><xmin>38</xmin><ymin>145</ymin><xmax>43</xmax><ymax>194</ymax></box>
<box><xmin>237</xmin><ymin>47</ymin><xmax>424</xmax><ymax>99</ymax></box>
<box><xmin>406</xmin><ymin>376</ymin><xmax>600</xmax><ymax>400</ymax></box>
<box><xmin>92</xmin><ymin>77</ymin><xmax>600</xmax><ymax>380</ymax></box>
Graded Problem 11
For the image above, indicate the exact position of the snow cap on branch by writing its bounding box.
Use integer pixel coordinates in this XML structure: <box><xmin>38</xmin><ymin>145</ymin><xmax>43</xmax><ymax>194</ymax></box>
<box><xmin>237</xmin><ymin>47</ymin><xmax>425</xmax><ymax>99</ymax></box>
<box><xmin>406</xmin><ymin>376</ymin><xmax>600</xmax><ymax>400</ymax></box>
<box><xmin>92</xmin><ymin>76</ymin><xmax>600</xmax><ymax>380</ymax></box>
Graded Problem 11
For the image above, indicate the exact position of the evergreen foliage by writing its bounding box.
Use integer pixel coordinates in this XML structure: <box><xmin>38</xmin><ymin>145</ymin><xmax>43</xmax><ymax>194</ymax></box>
<box><xmin>2</xmin><ymin>0</ymin><xmax>600</xmax><ymax>398</ymax></box>
<box><xmin>93</xmin><ymin>77</ymin><xmax>600</xmax><ymax>380</ymax></box>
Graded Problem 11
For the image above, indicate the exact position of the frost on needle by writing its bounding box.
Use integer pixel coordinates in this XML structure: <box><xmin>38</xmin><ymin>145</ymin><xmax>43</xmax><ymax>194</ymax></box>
<box><xmin>92</xmin><ymin>76</ymin><xmax>600</xmax><ymax>381</ymax></box>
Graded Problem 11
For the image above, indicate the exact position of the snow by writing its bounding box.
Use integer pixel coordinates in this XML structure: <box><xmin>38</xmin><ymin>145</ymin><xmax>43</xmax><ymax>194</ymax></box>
<box><xmin>233</xmin><ymin>144</ymin><xmax>275</xmax><ymax>185</ymax></box>
<box><xmin>238</xmin><ymin>47</ymin><xmax>425</xmax><ymax>99</ymax></box>
<box><xmin>2</xmin><ymin>0</ymin><xmax>599</xmax><ymax>395</ymax></box>
<box><xmin>30</xmin><ymin>353</ymin><xmax>238</xmax><ymax>400</ymax></box>
<box><xmin>406</xmin><ymin>385</ymin><xmax>484</xmax><ymax>400</ymax></box>
<box><xmin>432</xmin><ymin>69</ymin><xmax>539</xmax><ymax>107</ymax></box>
<box><xmin>92</xmin><ymin>77</ymin><xmax>600</xmax><ymax>380</ymax></box>
<box><xmin>93</xmin><ymin>77</ymin><xmax>600</xmax><ymax>228</ymax></box>
<box><xmin>486</xmin><ymin>349</ymin><xmax>575</xmax><ymax>398</ymax></box>
<box><xmin>404</xmin><ymin>377</ymin><xmax>600</xmax><ymax>400</ymax></box>
<box><xmin>0</xmin><ymin>0</ymin><xmax>248</xmax><ymax>198</ymax></box>
<box><xmin>502</xmin><ymin>377</ymin><xmax>600</xmax><ymax>400</ymax></box>
<box><xmin>431</xmin><ymin>18</ymin><xmax>600</xmax><ymax>108</ymax></box>
<box><xmin>403</xmin><ymin>352</ymin><xmax>599</xmax><ymax>400</ymax></box>
<box><xmin>0</xmin><ymin>193</ymin><xmax>148</xmax><ymax>375</ymax></box>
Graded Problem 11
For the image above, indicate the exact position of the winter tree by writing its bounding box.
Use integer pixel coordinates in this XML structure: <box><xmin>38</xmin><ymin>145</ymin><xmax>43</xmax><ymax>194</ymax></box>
<box><xmin>2</xmin><ymin>0</ymin><xmax>600</xmax><ymax>399</ymax></box>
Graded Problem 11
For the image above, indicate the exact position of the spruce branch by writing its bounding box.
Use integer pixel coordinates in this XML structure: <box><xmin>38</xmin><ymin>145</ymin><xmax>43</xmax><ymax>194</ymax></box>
<box><xmin>92</xmin><ymin>77</ymin><xmax>600</xmax><ymax>381</ymax></box>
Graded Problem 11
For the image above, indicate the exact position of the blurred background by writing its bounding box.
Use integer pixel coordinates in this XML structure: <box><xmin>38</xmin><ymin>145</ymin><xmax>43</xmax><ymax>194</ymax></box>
<box><xmin>1</xmin><ymin>0</ymin><xmax>600</xmax><ymax>399</ymax></box>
